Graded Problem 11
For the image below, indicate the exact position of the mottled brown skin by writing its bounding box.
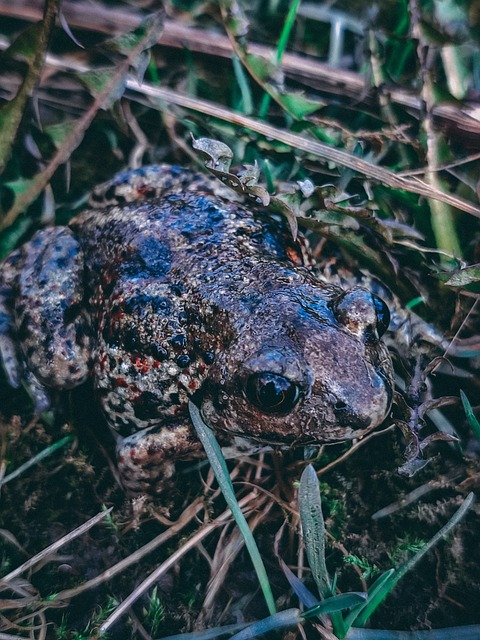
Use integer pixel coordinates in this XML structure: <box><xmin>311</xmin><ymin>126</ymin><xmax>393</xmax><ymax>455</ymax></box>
<box><xmin>0</xmin><ymin>166</ymin><xmax>394</xmax><ymax>494</ymax></box>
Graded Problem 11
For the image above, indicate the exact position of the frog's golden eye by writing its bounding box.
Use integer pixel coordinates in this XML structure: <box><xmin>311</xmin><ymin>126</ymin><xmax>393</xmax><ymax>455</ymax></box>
<box><xmin>245</xmin><ymin>372</ymin><xmax>300</xmax><ymax>414</ymax></box>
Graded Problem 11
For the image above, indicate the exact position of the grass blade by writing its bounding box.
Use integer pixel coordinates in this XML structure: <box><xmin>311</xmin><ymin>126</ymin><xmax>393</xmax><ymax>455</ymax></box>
<box><xmin>298</xmin><ymin>464</ymin><xmax>330</xmax><ymax>597</ymax></box>
<box><xmin>303</xmin><ymin>592</ymin><xmax>367</xmax><ymax>619</ymax></box>
<box><xmin>299</xmin><ymin>464</ymin><xmax>347</xmax><ymax>638</ymax></box>
<box><xmin>188</xmin><ymin>401</ymin><xmax>276</xmax><ymax>616</ymax></box>
<box><xmin>229</xmin><ymin>609</ymin><xmax>302</xmax><ymax>640</ymax></box>
<box><xmin>280</xmin><ymin>557</ymin><xmax>319</xmax><ymax>608</ymax></box>
<box><xmin>354</xmin><ymin>493</ymin><xmax>475</xmax><ymax>628</ymax></box>
<box><xmin>343</xmin><ymin>569</ymin><xmax>395</xmax><ymax>629</ymax></box>
<box><xmin>0</xmin><ymin>434</ymin><xmax>74</xmax><ymax>488</ymax></box>
<box><xmin>460</xmin><ymin>390</ymin><xmax>480</xmax><ymax>441</ymax></box>
<box><xmin>346</xmin><ymin>624</ymin><xmax>480</xmax><ymax>639</ymax></box>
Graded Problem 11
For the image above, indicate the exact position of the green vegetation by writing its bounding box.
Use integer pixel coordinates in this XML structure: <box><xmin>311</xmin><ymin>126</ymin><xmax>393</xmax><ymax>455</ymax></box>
<box><xmin>0</xmin><ymin>0</ymin><xmax>479</xmax><ymax>638</ymax></box>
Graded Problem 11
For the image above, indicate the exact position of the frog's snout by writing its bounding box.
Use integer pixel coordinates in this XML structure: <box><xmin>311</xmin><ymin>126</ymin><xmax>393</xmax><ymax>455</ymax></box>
<box><xmin>323</xmin><ymin>366</ymin><xmax>393</xmax><ymax>432</ymax></box>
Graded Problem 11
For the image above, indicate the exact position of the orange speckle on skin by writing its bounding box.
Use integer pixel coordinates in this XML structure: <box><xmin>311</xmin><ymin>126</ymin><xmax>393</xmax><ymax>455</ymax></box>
<box><xmin>129</xmin><ymin>356</ymin><xmax>150</xmax><ymax>374</ymax></box>
<box><xmin>285</xmin><ymin>246</ymin><xmax>303</xmax><ymax>265</ymax></box>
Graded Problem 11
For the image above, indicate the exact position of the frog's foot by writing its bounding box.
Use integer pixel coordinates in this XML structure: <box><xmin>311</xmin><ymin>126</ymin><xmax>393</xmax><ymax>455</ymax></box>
<box><xmin>116</xmin><ymin>422</ymin><xmax>203</xmax><ymax>496</ymax></box>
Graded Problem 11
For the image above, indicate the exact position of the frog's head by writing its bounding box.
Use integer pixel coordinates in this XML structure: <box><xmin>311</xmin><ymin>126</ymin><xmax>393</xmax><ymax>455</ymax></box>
<box><xmin>200</xmin><ymin>284</ymin><xmax>394</xmax><ymax>444</ymax></box>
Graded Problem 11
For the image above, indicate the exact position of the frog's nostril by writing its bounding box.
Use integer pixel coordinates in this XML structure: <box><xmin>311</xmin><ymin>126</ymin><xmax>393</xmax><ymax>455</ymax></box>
<box><xmin>333</xmin><ymin>399</ymin><xmax>371</xmax><ymax>429</ymax></box>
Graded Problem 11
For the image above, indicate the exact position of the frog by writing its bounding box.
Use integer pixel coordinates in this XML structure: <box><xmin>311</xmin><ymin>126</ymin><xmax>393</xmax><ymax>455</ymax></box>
<box><xmin>0</xmin><ymin>165</ymin><xmax>394</xmax><ymax>495</ymax></box>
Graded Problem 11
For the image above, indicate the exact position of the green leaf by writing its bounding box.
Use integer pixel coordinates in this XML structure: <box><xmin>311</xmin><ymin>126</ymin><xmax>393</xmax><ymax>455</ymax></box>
<box><xmin>77</xmin><ymin>69</ymin><xmax>126</xmax><ymax>109</ymax></box>
<box><xmin>299</xmin><ymin>464</ymin><xmax>330</xmax><ymax>597</ymax></box>
<box><xmin>245</xmin><ymin>53</ymin><xmax>283</xmax><ymax>85</ymax></box>
<box><xmin>221</xmin><ymin>0</ymin><xmax>250</xmax><ymax>38</ymax></box>
<box><xmin>45</xmin><ymin>121</ymin><xmax>79</xmax><ymax>149</ymax></box>
<box><xmin>0</xmin><ymin>0</ymin><xmax>59</xmax><ymax>173</ymax></box>
<box><xmin>188</xmin><ymin>402</ymin><xmax>276</xmax><ymax>616</ymax></box>
<box><xmin>299</xmin><ymin>465</ymin><xmax>349</xmax><ymax>638</ymax></box>
<box><xmin>4</xmin><ymin>177</ymin><xmax>36</xmax><ymax>197</ymax></box>
<box><xmin>102</xmin><ymin>13</ymin><xmax>163</xmax><ymax>75</ymax></box>
<box><xmin>274</xmin><ymin>91</ymin><xmax>325</xmax><ymax>118</ymax></box>
<box><xmin>303</xmin><ymin>592</ymin><xmax>367</xmax><ymax>618</ymax></box>
<box><xmin>343</xmin><ymin>569</ymin><xmax>395</xmax><ymax>629</ymax></box>
<box><xmin>1</xmin><ymin>22</ymin><xmax>46</xmax><ymax>63</ymax></box>
<box><xmin>460</xmin><ymin>390</ymin><xmax>480</xmax><ymax>441</ymax></box>
<box><xmin>229</xmin><ymin>609</ymin><xmax>302</xmax><ymax>640</ymax></box>
<box><xmin>298</xmin><ymin>210</ymin><xmax>360</xmax><ymax>230</ymax></box>
<box><xmin>111</xmin><ymin>13</ymin><xmax>164</xmax><ymax>54</ymax></box>
<box><xmin>445</xmin><ymin>265</ymin><xmax>480</xmax><ymax>287</ymax></box>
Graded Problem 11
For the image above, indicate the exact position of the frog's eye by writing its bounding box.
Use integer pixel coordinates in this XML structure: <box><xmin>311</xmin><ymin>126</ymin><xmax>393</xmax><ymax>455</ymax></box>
<box><xmin>330</xmin><ymin>289</ymin><xmax>390</xmax><ymax>340</ymax></box>
<box><xmin>372</xmin><ymin>295</ymin><xmax>390</xmax><ymax>338</ymax></box>
<box><xmin>245</xmin><ymin>372</ymin><xmax>300</xmax><ymax>414</ymax></box>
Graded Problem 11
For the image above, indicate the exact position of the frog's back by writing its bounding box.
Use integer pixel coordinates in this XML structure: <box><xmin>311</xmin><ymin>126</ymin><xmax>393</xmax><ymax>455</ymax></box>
<box><xmin>69</xmin><ymin>165</ymin><xmax>305</xmax><ymax>295</ymax></box>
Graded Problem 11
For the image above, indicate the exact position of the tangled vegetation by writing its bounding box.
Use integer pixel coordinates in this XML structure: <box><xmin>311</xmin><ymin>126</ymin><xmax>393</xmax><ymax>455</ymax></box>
<box><xmin>0</xmin><ymin>1</ymin><xmax>479</xmax><ymax>638</ymax></box>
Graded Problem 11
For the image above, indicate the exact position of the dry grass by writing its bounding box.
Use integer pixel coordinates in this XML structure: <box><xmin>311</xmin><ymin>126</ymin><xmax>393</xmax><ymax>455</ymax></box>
<box><xmin>0</xmin><ymin>1</ymin><xmax>479</xmax><ymax>638</ymax></box>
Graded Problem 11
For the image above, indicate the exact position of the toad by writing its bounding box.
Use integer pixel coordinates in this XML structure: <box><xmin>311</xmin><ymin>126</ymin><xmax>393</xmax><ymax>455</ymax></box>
<box><xmin>0</xmin><ymin>165</ymin><xmax>393</xmax><ymax>494</ymax></box>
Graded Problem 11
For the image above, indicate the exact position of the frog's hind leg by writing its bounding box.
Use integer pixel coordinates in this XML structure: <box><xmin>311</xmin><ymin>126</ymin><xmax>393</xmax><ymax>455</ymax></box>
<box><xmin>0</xmin><ymin>254</ymin><xmax>22</xmax><ymax>387</ymax></box>
<box><xmin>0</xmin><ymin>227</ymin><xmax>91</xmax><ymax>408</ymax></box>
<box><xmin>116</xmin><ymin>421</ymin><xmax>204</xmax><ymax>496</ymax></box>
<box><xmin>1</xmin><ymin>248</ymin><xmax>49</xmax><ymax>410</ymax></box>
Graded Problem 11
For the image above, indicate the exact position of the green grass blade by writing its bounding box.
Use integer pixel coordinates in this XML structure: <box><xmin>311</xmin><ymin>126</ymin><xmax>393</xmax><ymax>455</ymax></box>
<box><xmin>276</xmin><ymin>0</ymin><xmax>302</xmax><ymax>63</ymax></box>
<box><xmin>0</xmin><ymin>435</ymin><xmax>74</xmax><ymax>487</ymax></box>
<box><xmin>232</xmin><ymin>53</ymin><xmax>254</xmax><ymax>114</ymax></box>
<box><xmin>303</xmin><ymin>592</ymin><xmax>367</xmax><ymax>619</ymax></box>
<box><xmin>259</xmin><ymin>0</ymin><xmax>302</xmax><ymax>118</ymax></box>
<box><xmin>229</xmin><ymin>609</ymin><xmax>302</xmax><ymax>640</ymax></box>
<box><xmin>460</xmin><ymin>390</ymin><xmax>480</xmax><ymax>441</ymax></box>
<box><xmin>188</xmin><ymin>401</ymin><xmax>276</xmax><ymax>616</ymax></box>
<box><xmin>343</xmin><ymin>569</ymin><xmax>395</xmax><ymax>629</ymax></box>
<box><xmin>346</xmin><ymin>624</ymin><xmax>480</xmax><ymax>639</ymax></box>
<box><xmin>354</xmin><ymin>493</ymin><xmax>475</xmax><ymax>628</ymax></box>
<box><xmin>280</xmin><ymin>557</ymin><xmax>319</xmax><ymax>608</ymax></box>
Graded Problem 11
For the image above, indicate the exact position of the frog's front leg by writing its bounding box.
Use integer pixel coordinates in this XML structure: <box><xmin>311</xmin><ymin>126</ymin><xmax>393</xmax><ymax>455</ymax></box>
<box><xmin>0</xmin><ymin>227</ymin><xmax>91</xmax><ymax>409</ymax></box>
<box><xmin>116</xmin><ymin>420</ymin><xmax>204</xmax><ymax>495</ymax></box>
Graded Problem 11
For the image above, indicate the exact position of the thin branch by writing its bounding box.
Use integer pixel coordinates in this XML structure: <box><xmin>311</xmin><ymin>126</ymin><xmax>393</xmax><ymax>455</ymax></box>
<box><xmin>0</xmin><ymin>508</ymin><xmax>112</xmax><ymax>584</ymax></box>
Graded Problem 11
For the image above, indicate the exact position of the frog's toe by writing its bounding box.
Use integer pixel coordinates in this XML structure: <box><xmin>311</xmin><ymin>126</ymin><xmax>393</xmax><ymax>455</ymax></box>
<box><xmin>0</xmin><ymin>329</ymin><xmax>22</xmax><ymax>389</ymax></box>
<box><xmin>116</xmin><ymin>422</ymin><xmax>203</xmax><ymax>495</ymax></box>
<box><xmin>22</xmin><ymin>370</ymin><xmax>52</xmax><ymax>413</ymax></box>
